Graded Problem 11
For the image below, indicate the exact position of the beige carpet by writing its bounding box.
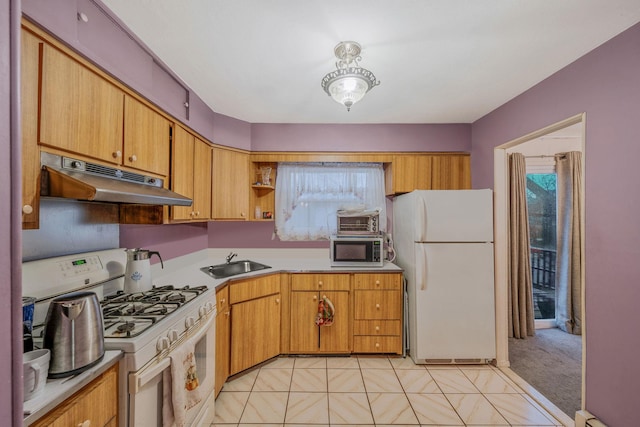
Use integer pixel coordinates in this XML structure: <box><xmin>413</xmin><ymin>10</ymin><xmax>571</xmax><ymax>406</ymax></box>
<box><xmin>508</xmin><ymin>327</ymin><xmax>582</xmax><ymax>417</ymax></box>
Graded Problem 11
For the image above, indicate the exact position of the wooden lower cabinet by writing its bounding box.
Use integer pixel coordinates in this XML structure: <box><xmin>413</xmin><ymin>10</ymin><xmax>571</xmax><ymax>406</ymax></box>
<box><xmin>353</xmin><ymin>273</ymin><xmax>403</xmax><ymax>354</ymax></box>
<box><xmin>230</xmin><ymin>293</ymin><xmax>281</xmax><ymax>375</ymax></box>
<box><xmin>289</xmin><ymin>290</ymin><xmax>350</xmax><ymax>353</ymax></box>
<box><xmin>289</xmin><ymin>274</ymin><xmax>351</xmax><ymax>354</ymax></box>
<box><xmin>31</xmin><ymin>363</ymin><xmax>118</xmax><ymax>427</ymax></box>
<box><xmin>228</xmin><ymin>275</ymin><xmax>281</xmax><ymax>376</ymax></box>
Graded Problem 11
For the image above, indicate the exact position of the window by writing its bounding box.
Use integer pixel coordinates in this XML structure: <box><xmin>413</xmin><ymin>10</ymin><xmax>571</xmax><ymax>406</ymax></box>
<box><xmin>525</xmin><ymin>160</ymin><xmax>557</xmax><ymax>321</ymax></box>
<box><xmin>275</xmin><ymin>163</ymin><xmax>386</xmax><ymax>241</ymax></box>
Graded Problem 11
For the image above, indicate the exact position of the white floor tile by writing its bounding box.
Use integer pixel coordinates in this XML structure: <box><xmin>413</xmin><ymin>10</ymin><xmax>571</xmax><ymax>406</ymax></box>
<box><xmin>239</xmin><ymin>391</ymin><xmax>288</xmax><ymax>424</ymax></box>
<box><xmin>285</xmin><ymin>392</ymin><xmax>329</xmax><ymax>424</ymax></box>
<box><xmin>328</xmin><ymin>392</ymin><xmax>374</xmax><ymax>424</ymax></box>
<box><xmin>215</xmin><ymin>356</ymin><xmax>561</xmax><ymax>427</ymax></box>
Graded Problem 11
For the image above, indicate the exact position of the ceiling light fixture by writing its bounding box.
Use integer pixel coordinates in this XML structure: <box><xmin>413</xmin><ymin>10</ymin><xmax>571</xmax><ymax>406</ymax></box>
<box><xmin>321</xmin><ymin>41</ymin><xmax>380</xmax><ymax>112</ymax></box>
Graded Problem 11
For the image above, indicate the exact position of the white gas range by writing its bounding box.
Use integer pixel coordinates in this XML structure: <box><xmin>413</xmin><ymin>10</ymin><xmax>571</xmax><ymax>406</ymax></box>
<box><xmin>22</xmin><ymin>248</ymin><xmax>217</xmax><ymax>427</ymax></box>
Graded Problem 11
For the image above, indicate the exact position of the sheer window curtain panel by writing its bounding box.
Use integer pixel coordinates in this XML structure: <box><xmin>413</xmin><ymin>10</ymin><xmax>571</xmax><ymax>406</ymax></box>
<box><xmin>509</xmin><ymin>153</ymin><xmax>536</xmax><ymax>339</ymax></box>
<box><xmin>555</xmin><ymin>151</ymin><xmax>583</xmax><ymax>335</ymax></box>
<box><xmin>274</xmin><ymin>163</ymin><xmax>387</xmax><ymax>241</ymax></box>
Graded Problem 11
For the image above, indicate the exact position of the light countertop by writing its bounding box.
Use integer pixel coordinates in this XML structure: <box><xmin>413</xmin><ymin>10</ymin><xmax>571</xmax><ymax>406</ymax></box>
<box><xmin>152</xmin><ymin>248</ymin><xmax>403</xmax><ymax>293</ymax></box>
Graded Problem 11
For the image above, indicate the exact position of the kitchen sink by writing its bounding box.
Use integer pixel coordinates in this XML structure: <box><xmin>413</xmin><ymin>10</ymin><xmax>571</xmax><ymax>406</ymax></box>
<box><xmin>200</xmin><ymin>260</ymin><xmax>271</xmax><ymax>279</ymax></box>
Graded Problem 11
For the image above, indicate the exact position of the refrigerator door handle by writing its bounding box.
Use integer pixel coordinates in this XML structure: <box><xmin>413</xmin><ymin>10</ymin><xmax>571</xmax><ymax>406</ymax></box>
<box><xmin>418</xmin><ymin>197</ymin><xmax>428</xmax><ymax>241</ymax></box>
<box><xmin>418</xmin><ymin>244</ymin><xmax>427</xmax><ymax>291</ymax></box>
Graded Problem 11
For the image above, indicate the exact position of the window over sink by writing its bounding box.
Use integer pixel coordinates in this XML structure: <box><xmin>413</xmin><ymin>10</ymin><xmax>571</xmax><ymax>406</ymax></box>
<box><xmin>275</xmin><ymin>163</ymin><xmax>386</xmax><ymax>240</ymax></box>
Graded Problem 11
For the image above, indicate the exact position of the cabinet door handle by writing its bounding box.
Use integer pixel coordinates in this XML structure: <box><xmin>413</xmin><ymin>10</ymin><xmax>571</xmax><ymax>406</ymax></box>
<box><xmin>225</xmin><ymin>311</ymin><xmax>230</xmax><ymax>317</ymax></box>
<box><xmin>375</xmin><ymin>280</ymin><xmax>380</xmax><ymax>286</ymax></box>
<box><xmin>220</xmin><ymin>298</ymin><xmax>226</xmax><ymax>304</ymax></box>
<box><xmin>77</xmin><ymin>420</ymin><xmax>91</xmax><ymax>427</ymax></box>
<box><xmin>376</xmin><ymin>303</ymin><xmax>381</xmax><ymax>309</ymax></box>
<box><xmin>318</xmin><ymin>281</ymin><xmax>323</xmax><ymax>287</ymax></box>
<box><xmin>112</xmin><ymin>150</ymin><xmax>122</xmax><ymax>159</ymax></box>
<box><xmin>375</xmin><ymin>342</ymin><xmax>380</xmax><ymax>348</ymax></box>
<box><xmin>313</xmin><ymin>295</ymin><xmax>317</xmax><ymax>301</ymax></box>
<box><xmin>375</xmin><ymin>325</ymin><xmax>380</xmax><ymax>332</ymax></box>
<box><xmin>275</xmin><ymin>298</ymin><xmax>280</xmax><ymax>304</ymax></box>
<box><xmin>22</xmin><ymin>205</ymin><xmax>33</xmax><ymax>215</ymax></box>
<box><xmin>129</xmin><ymin>154</ymin><xmax>137</xmax><ymax>162</ymax></box>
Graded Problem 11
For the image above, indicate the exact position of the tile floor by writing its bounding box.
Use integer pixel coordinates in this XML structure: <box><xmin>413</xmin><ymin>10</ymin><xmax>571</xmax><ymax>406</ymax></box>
<box><xmin>212</xmin><ymin>355</ymin><xmax>564</xmax><ymax>426</ymax></box>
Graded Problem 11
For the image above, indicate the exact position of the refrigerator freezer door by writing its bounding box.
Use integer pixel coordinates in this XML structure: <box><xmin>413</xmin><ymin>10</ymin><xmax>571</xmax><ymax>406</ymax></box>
<box><xmin>411</xmin><ymin>190</ymin><xmax>494</xmax><ymax>243</ymax></box>
<box><xmin>412</xmin><ymin>242</ymin><xmax>495</xmax><ymax>362</ymax></box>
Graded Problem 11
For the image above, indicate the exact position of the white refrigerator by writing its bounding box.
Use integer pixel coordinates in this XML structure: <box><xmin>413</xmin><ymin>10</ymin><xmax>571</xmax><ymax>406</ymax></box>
<box><xmin>393</xmin><ymin>189</ymin><xmax>496</xmax><ymax>363</ymax></box>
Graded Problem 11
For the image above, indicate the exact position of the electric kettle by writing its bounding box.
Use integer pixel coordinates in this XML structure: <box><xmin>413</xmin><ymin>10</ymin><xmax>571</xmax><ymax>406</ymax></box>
<box><xmin>124</xmin><ymin>248</ymin><xmax>163</xmax><ymax>293</ymax></box>
<box><xmin>43</xmin><ymin>291</ymin><xmax>104</xmax><ymax>378</ymax></box>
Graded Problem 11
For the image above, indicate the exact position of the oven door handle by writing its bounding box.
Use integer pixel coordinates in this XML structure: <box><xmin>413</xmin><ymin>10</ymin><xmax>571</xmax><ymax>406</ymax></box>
<box><xmin>129</xmin><ymin>311</ymin><xmax>216</xmax><ymax>393</ymax></box>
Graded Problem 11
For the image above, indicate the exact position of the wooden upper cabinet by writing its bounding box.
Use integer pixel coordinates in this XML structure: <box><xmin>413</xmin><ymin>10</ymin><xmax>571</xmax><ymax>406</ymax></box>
<box><xmin>39</xmin><ymin>43</ymin><xmax>124</xmax><ymax>163</ymax></box>
<box><xmin>21</xmin><ymin>29</ymin><xmax>41</xmax><ymax>229</ymax></box>
<box><xmin>431</xmin><ymin>154</ymin><xmax>471</xmax><ymax>190</ymax></box>
<box><xmin>385</xmin><ymin>154</ymin><xmax>433</xmax><ymax>195</ymax></box>
<box><xmin>39</xmin><ymin>44</ymin><xmax>170</xmax><ymax>177</ymax></box>
<box><xmin>385</xmin><ymin>154</ymin><xmax>471</xmax><ymax>195</ymax></box>
<box><xmin>193</xmin><ymin>138</ymin><xmax>212</xmax><ymax>220</ymax></box>
<box><xmin>171</xmin><ymin>125</ymin><xmax>196</xmax><ymax>221</ymax></box>
<box><xmin>211</xmin><ymin>148</ymin><xmax>249</xmax><ymax>220</ymax></box>
<box><xmin>171</xmin><ymin>127</ymin><xmax>212</xmax><ymax>222</ymax></box>
<box><xmin>123</xmin><ymin>95</ymin><xmax>171</xmax><ymax>176</ymax></box>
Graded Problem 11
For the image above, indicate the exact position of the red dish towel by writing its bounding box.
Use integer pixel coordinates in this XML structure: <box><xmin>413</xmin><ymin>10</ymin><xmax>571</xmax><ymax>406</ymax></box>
<box><xmin>162</xmin><ymin>335</ymin><xmax>202</xmax><ymax>427</ymax></box>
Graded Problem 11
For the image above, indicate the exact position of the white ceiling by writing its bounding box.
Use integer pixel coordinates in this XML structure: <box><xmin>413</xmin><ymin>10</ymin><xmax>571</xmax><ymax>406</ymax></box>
<box><xmin>101</xmin><ymin>0</ymin><xmax>640</xmax><ymax>124</ymax></box>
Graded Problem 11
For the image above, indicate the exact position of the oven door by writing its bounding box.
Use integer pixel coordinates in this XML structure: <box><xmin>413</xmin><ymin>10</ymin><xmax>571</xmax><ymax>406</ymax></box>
<box><xmin>128</xmin><ymin>312</ymin><xmax>216</xmax><ymax>427</ymax></box>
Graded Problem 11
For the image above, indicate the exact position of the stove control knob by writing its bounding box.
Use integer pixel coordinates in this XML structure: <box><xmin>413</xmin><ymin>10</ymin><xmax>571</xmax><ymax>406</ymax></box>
<box><xmin>198</xmin><ymin>306</ymin><xmax>207</xmax><ymax>318</ymax></box>
<box><xmin>167</xmin><ymin>329</ymin><xmax>179</xmax><ymax>343</ymax></box>
<box><xmin>156</xmin><ymin>336</ymin><xmax>170</xmax><ymax>353</ymax></box>
<box><xmin>205</xmin><ymin>302</ymin><xmax>215</xmax><ymax>312</ymax></box>
<box><xmin>185</xmin><ymin>316</ymin><xmax>195</xmax><ymax>329</ymax></box>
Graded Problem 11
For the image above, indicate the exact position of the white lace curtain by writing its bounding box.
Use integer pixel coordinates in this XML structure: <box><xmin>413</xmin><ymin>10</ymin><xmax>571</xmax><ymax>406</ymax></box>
<box><xmin>275</xmin><ymin>163</ymin><xmax>387</xmax><ymax>241</ymax></box>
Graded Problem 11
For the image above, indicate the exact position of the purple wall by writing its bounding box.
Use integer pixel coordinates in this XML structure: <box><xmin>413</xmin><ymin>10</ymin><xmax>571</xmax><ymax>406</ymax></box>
<box><xmin>212</xmin><ymin>112</ymin><xmax>252</xmax><ymax>150</ymax></box>
<box><xmin>252</xmin><ymin>123</ymin><xmax>470</xmax><ymax>152</ymax></box>
<box><xmin>119</xmin><ymin>223</ymin><xmax>209</xmax><ymax>264</ymax></box>
<box><xmin>471</xmin><ymin>22</ymin><xmax>640</xmax><ymax>426</ymax></box>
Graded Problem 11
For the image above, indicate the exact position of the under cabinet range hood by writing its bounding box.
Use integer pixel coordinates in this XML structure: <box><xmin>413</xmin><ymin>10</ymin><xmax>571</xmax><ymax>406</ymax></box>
<box><xmin>40</xmin><ymin>152</ymin><xmax>193</xmax><ymax>206</ymax></box>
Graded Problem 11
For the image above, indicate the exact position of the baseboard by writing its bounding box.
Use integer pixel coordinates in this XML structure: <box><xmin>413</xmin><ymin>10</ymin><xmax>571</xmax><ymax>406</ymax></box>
<box><xmin>575</xmin><ymin>410</ymin><xmax>607</xmax><ymax>427</ymax></box>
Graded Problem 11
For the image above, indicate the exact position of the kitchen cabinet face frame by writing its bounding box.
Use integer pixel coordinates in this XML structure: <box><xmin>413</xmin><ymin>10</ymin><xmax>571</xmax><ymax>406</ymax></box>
<box><xmin>21</xmin><ymin>28</ymin><xmax>41</xmax><ymax>229</ymax></box>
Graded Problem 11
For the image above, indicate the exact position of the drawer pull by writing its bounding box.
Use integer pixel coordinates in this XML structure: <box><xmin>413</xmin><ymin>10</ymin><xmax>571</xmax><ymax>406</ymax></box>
<box><xmin>375</xmin><ymin>280</ymin><xmax>380</xmax><ymax>286</ymax></box>
<box><xmin>313</xmin><ymin>295</ymin><xmax>317</xmax><ymax>301</ymax></box>
<box><xmin>375</xmin><ymin>326</ymin><xmax>380</xmax><ymax>331</ymax></box>
<box><xmin>318</xmin><ymin>281</ymin><xmax>323</xmax><ymax>287</ymax></box>
<box><xmin>376</xmin><ymin>303</ymin><xmax>380</xmax><ymax>309</ymax></box>
<box><xmin>375</xmin><ymin>342</ymin><xmax>380</xmax><ymax>348</ymax></box>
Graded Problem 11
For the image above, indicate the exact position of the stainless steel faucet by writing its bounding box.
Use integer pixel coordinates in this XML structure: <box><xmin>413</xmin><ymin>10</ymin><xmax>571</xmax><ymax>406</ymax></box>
<box><xmin>226</xmin><ymin>252</ymin><xmax>238</xmax><ymax>264</ymax></box>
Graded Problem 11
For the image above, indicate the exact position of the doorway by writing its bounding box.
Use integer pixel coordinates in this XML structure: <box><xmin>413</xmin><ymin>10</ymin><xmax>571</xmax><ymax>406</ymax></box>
<box><xmin>493</xmin><ymin>114</ymin><xmax>586</xmax><ymax>424</ymax></box>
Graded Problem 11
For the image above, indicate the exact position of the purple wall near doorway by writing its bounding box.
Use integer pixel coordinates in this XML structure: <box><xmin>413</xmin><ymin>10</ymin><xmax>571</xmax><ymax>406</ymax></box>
<box><xmin>471</xmin><ymin>21</ymin><xmax>640</xmax><ymax>427</ymax></box>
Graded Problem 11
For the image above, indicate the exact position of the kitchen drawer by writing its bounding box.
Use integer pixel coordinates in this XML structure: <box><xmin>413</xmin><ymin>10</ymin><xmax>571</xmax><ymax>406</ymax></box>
<box><xmin>353</xmin><ymin>335</ymin><xmax>402</xmax><ymax>354</ymax></box>
<box><xmin>229</xmin><ymin>274</ymin><xmax>280</xmax><ymax>304</ymax></box>
<box><xmin>216</xmin><ymin>284</ymin><xmax>229</xmax><ymax>312</ymax></box>
<box><xmin>354</xmin><ymin>273</ymin><xmax>402</xmax><ymax>290</ymax></box>
<box><xmin>354</xmin><ymin>290</ymin><xmax>402</xmax><ymax>320</ymax></box>
<box><xmin>354</xmin><ymin>319</ymin><xmax>401</xmax><ymax>336</ymax></box>
<box><xmin>291</xmin><ymin>273</ymin><xmax>350</xmax><ymax>291</ymax></box>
